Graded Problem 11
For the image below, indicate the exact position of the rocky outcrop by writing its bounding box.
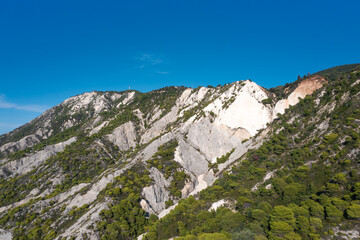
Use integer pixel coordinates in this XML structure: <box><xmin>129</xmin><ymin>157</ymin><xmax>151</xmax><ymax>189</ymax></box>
<box><xmin>106</xmin><ymin>121</ymin><xmax>138</xmax><ymax>151</ymax></box>
<box><xmin>89</xmin><ymin>120</ymin><xmax>109</xmax><ymax>135</ymax></box>
<box><xmin>0</xmin><ymin>228</ymin><xmax>12</xmax><ymax>240</ymax></box>
<box><xmin>204</xmin><ymin>81</ymin><xmax>273</xmax><ymax>136</ymax></box>
<box><xmin>275</xmin><ymin>75</ymin><xmax>327</xmax><ymax>115</ymax></box>
<box><xmin>174</xmin><ymin>139</ymin><xmax>209</xmax><ymax>177</ymax></box>
<box><xmin>184</xmin><ymin>119</ymin><xmax>248</xmax><ymax>162</ymax></box>
<box><xmin>141</xmin><ymin>168</ymin><xmax>171</xmax><ymax>214</ymax></box>
<box><xmin>0</xmin><ymin>134</ymin><xmax>41</xmax><ymax>155</ymax></box>
<box><xmin>0</xmin><ymin>75</ymin><xmax>331</xmax><ymax>240</ymax></box>
<box><xmin>0</xmin><ymin>137</ymin><xmax>76</xmax><ymax>177</ymax></box>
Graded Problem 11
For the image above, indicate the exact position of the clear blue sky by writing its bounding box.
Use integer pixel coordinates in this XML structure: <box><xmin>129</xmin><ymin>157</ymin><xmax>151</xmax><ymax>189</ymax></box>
<box><xmin>1</xmin><ymin>0</ymin><xmax>359</xmax><ymax>134</ymax></box>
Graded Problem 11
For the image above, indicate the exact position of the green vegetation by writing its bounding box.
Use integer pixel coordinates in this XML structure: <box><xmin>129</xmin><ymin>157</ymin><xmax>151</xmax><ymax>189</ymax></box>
<box><xmin>143</xmin><ymin>66</ymin><xmax>360</xmax><ymax>240</ymax></box>
<box><xmin>1</xmin><ymin>64</ymin><xmax>360</xmax><ymax>240</ymax></box>
<box><xmin>0</xmin><ymin>170</ymin><xmax>44</xmax><ymax>207</ymax></box>
<box><xmin>97</xmin><ymin>164</ymin><xmax>155</xmax><ymax>239</ymax></box>
<box><xmin>146</xmin><ymin>140</ymin><xmax>189</xmax><ymax>198</ymax></box>
<box><xmin>216</xmin><ymin>149</ymin><xmax>235</xmax><ymax>164</ymax></box>
<box><xmin>146</xmin><ymin>140</ymin><xmax>179</xmax><ymax>178</ymax></box>
<box><xmin>99</xmin><ymin>108</ymin><xmax>140</xmax><ymax>135</ymax></box>
<box><xmin>313</xmin><ymin>63</ymin><xmax>360</xmax><ymax>82</ymax></box>
<box><xmin>261</xmin><ymin>98</ymin><xmax>273</xmax><ymax>105</ymax></box>
<box><xmin>43</xmin><ymin>136</ymin><xmax>121</xmax><ymax>195</ymax></box>
<box><xmin>7</xmin><ymin>124</ymin><xmax>82</xmax><ymax>161</ymax></box>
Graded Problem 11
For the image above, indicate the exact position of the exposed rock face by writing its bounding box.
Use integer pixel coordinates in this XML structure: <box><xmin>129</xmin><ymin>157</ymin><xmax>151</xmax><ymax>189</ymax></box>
<box><xmin>0</xmin><ymin>137</ymin><xmax>76</xmax><ymax>177</ymax></box>
<box><xmin>174</xmin><ymin>140</ymin><xmax>209</xmax><ymax>177</ymax></box>
<box><xmin>0</xmin><ymin>134</ymin><xmax>40</xmax><ymax>155</ymax></box>
<box><xmin>62</xmin><ymin>91</ymin><xmax>119</xmax><ymax>115</ymax></box>
<box><xmin>181</xmin><ymin>179</ymin><xmax>196</xmax><ymax>198</ymax></box>
<box><xmin>0</xmin><ymin>228</ymin><xmax>12</xmax><ymax>240</ymax></box>
<box><xmin>106</xmin><ymin>121</ymin><xmax>138</xmax><ymax>151</ymax></box>
<box><xmin>89</xmin><ymin>120</ymin><xmax>109</xmax><ymax>135</ymax></box>
<box><xmin>333</xmin><ymin>228</ymin><xmax>360</xmax><ymax>240</ymax></box>
<box><xmin>251</xmin><ymin>169</ymin><xmax>277</xmax><ymax>192</ymax></box>
<box><xmin>141</xmin><ymin>168</ymin><xmax>171</xmax><ymax>214</ymax></box>
<box><xmin>185</xmin><ymin>119</ymin><xmax>248</xmax><ymax>163</ymax></box>
<box><xmin>0</xmin><ymin>77</ymin><xmax>329</xmax><ymax>240</ymax></box>
<box><xmin>120</xmin><ymin>91</ymin><xmax>135</xmax><ymax>106</ymax></box>
<box><xmin>275</xmin><ymin>75</ymin><xmax>327</xmax><ymax>115</ymax></box>
<box><xmin>140</xmin><ymin>105</ymin><xmax>180</xmax><ymax>144</ymax></box>
<box><xmin>204</xmin><ymin>81</ymin><xmax>273</xmax><ymax>136</ymax></box>
<box><xmin>209</xmin><ymin>199</ymin><xmax>228</xmax><ymax>211</ymax></box>
<box><xmin>58</xmin><ymin>202</ymin><xmax>107</xmax><ymax>240</ymax></box>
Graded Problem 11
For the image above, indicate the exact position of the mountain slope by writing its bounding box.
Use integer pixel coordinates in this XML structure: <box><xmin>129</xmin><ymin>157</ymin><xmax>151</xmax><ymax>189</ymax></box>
<box><xmin>143</xmin><ymin>65</ymin><xmax>360</xmax><ymax>240</ymax></box>
<box><xmin>0</xmin><ymin>64</ymin><xmax>359</xmax><ymax>240</ymax></box>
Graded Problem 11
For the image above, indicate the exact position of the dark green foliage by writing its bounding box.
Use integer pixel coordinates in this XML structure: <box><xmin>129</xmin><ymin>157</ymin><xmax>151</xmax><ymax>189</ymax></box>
<box><xmin>146</xmin><ymin>140</ymin><xmax>189</xmax><ymax>198</ymax></box>
<box><xmin>146</xmin><ymin>140</ymin><xmax>179</xmax><ymax>177</ymax></box>
<box><xmin>99</xmin><ymin>108</ymin><xmax>139</xmax><ymax>135</ymax></box>
<box><xmin>2</xmin><ymin>64</ymin><xmax>360</xmax><ymax>240</ymax></box>
<box><xmin>325</xmin><ymin>205</ymin><xmax>343</xmax><ymax>223</ymax></box>
<box><xmin>0</xmin><ymin>198</ymin><xmax>67</xmax><ymax>239</ymax></box>
<box><xmin>98</xmin><ymin>194</ymin><xmax>148</xmax><ymax>239</ymax></box>
<box><xmin>0</xmin><ymin>137</ymin><xmax>125</xmax><ymax>239</ymax></box>
<box><xmin>8</xmin><ymin>124</ymin><xmax>82</xmax><ymax>160</ymax></box>
<box><xmin>216</xmin><ymin>149</ymin><xmax>235</xmax><ymax>164</ymax></box>
<box><xmin>198</xmin><ymin>232</ymin><xmax>231</xmax><ymax>240</ymax></box>
<box><xmin>144</xmin><ymin>196</ymin><xmax>244</xmax><ymax>240</ymax></box>
<box><xmin>312</xmin><ymin>63</ymin><xmax>360</xmax><ymax>82</ymax></box>
<box><xmin>133</xmin><ymin>87</ymin><xmax>185</xmax><ymax>117</ymax></box>
<box><xmin>269</xmin><ymin>206</ymin><xmax>295</xmax><ymax>226</ymax></box>
<box><xmin>346</xmin><ymin>204</ymin><xmax>360</xmax><ymax>219</ymax></box>
<box><xmin>323</xmin><ymin>133</ymin><xmax>338</xmax><ymax>144</ymax></box>
<box><xmin>44</xmin><ymin>137</ymin><xmax>120</xmax><ymax>195</ymax></box>
<box><xmin>261</xmin><ymin>98</ymin><xmax>273</xmax><ymax>105</ymax></box>
<box><xmin>0</xmin><ymin>169</ymin><xmax>47</xmax><ymax>207</ymax></box>
<box><xmin>231</xmin><ymin>229</ymin><xmax>255</xmax><ymax>240</ymax></box>
<box><xmin>145</xmin><ymin>65</ymin><xmax>360</xmax><ymax>239</ymax></box>
<box><xmin>97</xmin><ymin>164</ymin><xmax>154</xmax><ymax>239</ymax></box>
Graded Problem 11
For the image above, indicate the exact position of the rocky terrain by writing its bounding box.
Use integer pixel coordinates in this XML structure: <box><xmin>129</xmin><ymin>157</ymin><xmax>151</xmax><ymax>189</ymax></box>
<box><xmin>0</xmin><ymin>64</ymin><xmax>359</xmax><ymax>240</ymax></box>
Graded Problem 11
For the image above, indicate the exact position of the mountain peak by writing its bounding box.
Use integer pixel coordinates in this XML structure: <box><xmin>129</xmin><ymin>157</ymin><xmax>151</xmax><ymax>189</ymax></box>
<box><xmin>0</xmin><ymin>65</ymin><xmax>359</xmax><ymax>240</ymax></box>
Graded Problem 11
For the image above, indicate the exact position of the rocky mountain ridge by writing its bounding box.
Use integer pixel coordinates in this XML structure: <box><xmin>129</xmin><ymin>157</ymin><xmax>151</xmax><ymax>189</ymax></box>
<box><xmin>0</xmin><ymin>64</ymin><xmax>359</xmax><ymax>240</ymax></box>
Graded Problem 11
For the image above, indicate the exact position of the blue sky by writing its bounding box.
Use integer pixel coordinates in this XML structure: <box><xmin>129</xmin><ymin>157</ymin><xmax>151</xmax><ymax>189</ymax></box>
<box><xmin>0</xmin><ymin>0</ymin><xmax>359</xmax><ymax>134</ymax></box>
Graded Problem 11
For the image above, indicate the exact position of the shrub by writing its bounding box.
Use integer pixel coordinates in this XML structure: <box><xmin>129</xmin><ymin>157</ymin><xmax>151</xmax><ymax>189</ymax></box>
<box><xmin>323</xmin><ymin>133</ymin><xmax>338</xmax><ymax>143</ymax></box>
<box><xmin>309</xmin><ymin>217</ymin><xmax>323</xmax><ymax>230</ymax></box>
<box><xmin>198</xmin><ymin>232</ymin><xmax>231</xmax><ymax>240</ymax></box>
<box><xmin>232</xmin><ymin>229</ymin><xmax>255</xmax><ymax>240</ymax></box>
<box><xmin>346</xmin><ymin>204</ymin><xmax>360</xmax><ymax>219</ymax></box>
<box><xmin>270</xmin><ymin>206</ymin><xmax>295</xmax><ymax>227</ymax></box>
<box><xmin>325</xmin><ymin>205</ymin><xmax>343</xmax><ymax>223</ymax></box>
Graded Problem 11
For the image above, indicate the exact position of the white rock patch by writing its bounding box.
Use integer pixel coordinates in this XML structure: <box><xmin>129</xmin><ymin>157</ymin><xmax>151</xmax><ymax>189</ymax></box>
<box><xmin>0</xmin><ymin>134</ymin><xmax>40</xmax><ymax>154</ymax></box>
<box><xmin>89</xmin><ymin>120</ymin><xmax>109</xmax><ymax>135</ymax></box>
<box><xmin>0</xmin><ymin>228</ymin><xmax>12</xmax><ymax>240</ymax></box>
<box><xmin>251</xmin><ymin>170</ymin><xmax>276</xmax><ymax>192</ymax></box>
<box><xmin>106</xmin><ymin>122</ymin><xmax>137</xmax><ymax>151</ymax></box>
<box><xmin>0</xmin><ymin>137</ymin><xmax>76</xmax><ymax>177</ymax></box>
<box><xmin>209</xmin><ymin>199</ymin><xmax>228</xmax><ymax>211</ymax></box>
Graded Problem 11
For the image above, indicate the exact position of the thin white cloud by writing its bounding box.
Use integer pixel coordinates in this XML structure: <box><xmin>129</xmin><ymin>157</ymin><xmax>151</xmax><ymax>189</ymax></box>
<box><xmin>134</xmin><ymin>53</ymin><xmax>170</xmax><ymax>74</ymax></box>
<box><xmin>156</xmin><ymin>71</ymin><xmax>169</xmax><ymax>74</ymax></box>
<box><xmin>0</xmin><ymin>95</ymin><xmax>48</xmax><ymax>113</ymax></box>
<box><xmin>135</xmin><ymin>54</ymin><xmax>164</xmax><ymax>66</ymax></box>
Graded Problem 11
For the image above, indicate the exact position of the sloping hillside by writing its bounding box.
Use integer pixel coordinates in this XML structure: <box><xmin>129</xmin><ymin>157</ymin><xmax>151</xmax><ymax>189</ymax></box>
<box><xmin>0</xmin><ymin>64</ymin><xmax>359</xmax><ymax>240</ymax></box>
<box><xmin>143</xmin><ymin>65</ymin><xmax>360</xmax><ymax>240</ymax></box>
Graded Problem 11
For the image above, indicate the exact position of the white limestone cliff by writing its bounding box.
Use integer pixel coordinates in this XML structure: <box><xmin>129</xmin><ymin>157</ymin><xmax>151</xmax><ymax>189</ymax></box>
<box><xmin>0</xmin><ymin>77</ymin><xmax>328</xmax><ymax>240</ymax></box>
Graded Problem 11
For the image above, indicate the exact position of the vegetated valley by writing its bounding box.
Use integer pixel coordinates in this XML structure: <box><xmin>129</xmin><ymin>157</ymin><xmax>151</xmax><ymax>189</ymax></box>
<box><xmin>0</xmin><ymin>64</ymin><xmax>359</xmax><ymax>240</ymax></box>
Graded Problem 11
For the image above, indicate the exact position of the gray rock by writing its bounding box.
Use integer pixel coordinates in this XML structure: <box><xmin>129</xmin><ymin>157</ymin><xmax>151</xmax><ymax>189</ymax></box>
<box><xmin>141</xmin><ymin>168</ymin><xmax>171</xmax><ymax>214</ymax></box>
<box><xmin>106</xmin><ymin>121</ymin><xmax>138</xmax><ymax>151</ymax></box>
<box><xmin>0</xmin><ymin>137</ymin><xmax>76</xmax><ymax>177</ymax></box>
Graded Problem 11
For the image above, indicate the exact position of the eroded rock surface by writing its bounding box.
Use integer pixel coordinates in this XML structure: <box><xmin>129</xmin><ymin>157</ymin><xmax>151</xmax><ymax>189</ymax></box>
<box><xmin>0</xmin><ymin>77</ymin><xmax>329</xmax><ymax>240</ymax></box>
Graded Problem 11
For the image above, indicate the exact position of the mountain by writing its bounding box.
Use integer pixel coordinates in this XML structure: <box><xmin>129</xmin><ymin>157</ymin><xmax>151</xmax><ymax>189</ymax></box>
<box><xmin>0</xmin><ymin>64</ymin><xmax>359</xmax><ymax>240</ymax></box>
